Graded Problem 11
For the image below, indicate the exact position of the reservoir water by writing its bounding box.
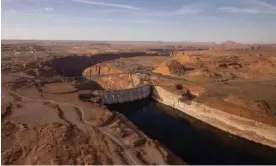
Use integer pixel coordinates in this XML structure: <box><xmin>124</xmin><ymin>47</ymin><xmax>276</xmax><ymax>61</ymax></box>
<box><xmin>107</xmin><ymin>99</ymin><xmax>276</xmax><ymax>165</ymax></box>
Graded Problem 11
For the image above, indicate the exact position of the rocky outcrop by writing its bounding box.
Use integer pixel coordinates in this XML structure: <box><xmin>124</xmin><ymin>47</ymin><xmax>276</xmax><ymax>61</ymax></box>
<box><xmin>152</xmin><ymin>86</ymin><xmax>276</xmax><ymax>148</ymax></box>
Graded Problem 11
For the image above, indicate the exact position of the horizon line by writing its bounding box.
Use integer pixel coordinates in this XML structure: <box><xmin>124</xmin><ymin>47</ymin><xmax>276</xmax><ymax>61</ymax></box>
<box><xmin>2</xmin><ymin>38</ymin><xmax>276</xmax><ymax>45</ymax></box>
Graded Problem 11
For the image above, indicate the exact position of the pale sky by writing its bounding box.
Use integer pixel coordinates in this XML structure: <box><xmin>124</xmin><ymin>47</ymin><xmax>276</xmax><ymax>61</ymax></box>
<box><xmin>2</xmin><ymin>0</ymin><xmax>276</xmax><ymax>43</ymax></box>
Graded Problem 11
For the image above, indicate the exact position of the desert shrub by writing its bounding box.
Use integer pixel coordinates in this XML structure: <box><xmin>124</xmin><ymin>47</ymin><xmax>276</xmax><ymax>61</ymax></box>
<box><xmin>166</xmin><ymin>60</ymin><xmax>186</xmax><ymax>76</ymax></box>
<box><xmin>175</xmin><ymin>84</ymin><xmax>183</xmax><ymax>90</ymax></box>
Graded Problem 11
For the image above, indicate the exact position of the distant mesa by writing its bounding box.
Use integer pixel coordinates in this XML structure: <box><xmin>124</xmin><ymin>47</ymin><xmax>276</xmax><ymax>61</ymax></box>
<box><xmin>210</xmin><ymin>40</ymin><xmax>253</xmax><ymax>51</ymax></box>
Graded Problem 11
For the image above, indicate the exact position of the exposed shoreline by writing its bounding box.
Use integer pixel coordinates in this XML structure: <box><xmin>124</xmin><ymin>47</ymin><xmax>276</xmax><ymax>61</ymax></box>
<box><xmin>152</xmin><ymin>86</ymin><xmax>276</xmax><ymax>149</ymax></box>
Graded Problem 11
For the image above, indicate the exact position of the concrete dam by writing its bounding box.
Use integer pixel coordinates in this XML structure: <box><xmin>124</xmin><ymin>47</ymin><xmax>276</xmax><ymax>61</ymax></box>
<box><xmin>91</xmin><ymin>84</ymin><xmax>152</xmax><ymax>104</ymax></box>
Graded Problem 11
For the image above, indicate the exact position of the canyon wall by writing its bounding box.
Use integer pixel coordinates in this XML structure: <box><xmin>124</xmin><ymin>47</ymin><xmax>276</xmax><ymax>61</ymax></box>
<box><xmin>152</xmin><ymin>86</ymin><xmax>276</xmax><ymax>148</ymax></box>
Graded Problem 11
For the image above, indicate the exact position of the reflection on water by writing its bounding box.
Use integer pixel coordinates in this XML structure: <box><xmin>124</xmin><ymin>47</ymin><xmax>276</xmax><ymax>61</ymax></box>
<box><xmin>107</xmin><ymin>99</ymin><xmax>276</xmax><ymax>165</ymax></box>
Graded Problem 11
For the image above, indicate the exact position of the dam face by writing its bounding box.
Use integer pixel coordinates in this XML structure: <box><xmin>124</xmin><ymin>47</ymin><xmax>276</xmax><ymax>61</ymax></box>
<box><xmin>107</xmin><ymin>99</ymin><xmax>276</xmax><ymax>165</ymax></box>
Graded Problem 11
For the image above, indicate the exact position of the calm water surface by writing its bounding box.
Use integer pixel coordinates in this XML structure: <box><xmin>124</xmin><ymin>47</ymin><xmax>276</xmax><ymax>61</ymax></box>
<box><xmin>107</xmin><ymin>99</ymin><xmax>276</xmax><ymax>165</ymax></box>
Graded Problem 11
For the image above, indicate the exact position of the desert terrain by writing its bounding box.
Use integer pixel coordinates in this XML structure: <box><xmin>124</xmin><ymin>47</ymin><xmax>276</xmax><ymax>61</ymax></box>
<box><xmin>1</xmin><ymin>39</ymin><xmax>276</xmax><ymax>164</ymax></box>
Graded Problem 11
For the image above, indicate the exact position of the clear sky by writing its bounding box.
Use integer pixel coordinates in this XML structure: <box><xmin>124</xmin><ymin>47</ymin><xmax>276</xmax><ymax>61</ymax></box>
<box><xmin>2</xmin><ymin>0</ymin><xmax>276</xmax><ymax>43</ymax></box>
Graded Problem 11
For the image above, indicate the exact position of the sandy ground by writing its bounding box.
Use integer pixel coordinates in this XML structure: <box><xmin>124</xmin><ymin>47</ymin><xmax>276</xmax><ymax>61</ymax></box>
<box><xmin>150</xmin><ymin>51</ymin><xmax>276</xmax><ymax>127</ymax></box>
